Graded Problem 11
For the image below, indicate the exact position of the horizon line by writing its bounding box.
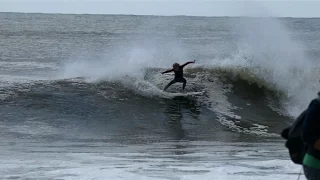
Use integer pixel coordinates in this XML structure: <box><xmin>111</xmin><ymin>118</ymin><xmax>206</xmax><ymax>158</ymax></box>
<box><xmin>1</xmin><ymin>11</ymin><xmax>320</xmax><ymax>19</ymax></box>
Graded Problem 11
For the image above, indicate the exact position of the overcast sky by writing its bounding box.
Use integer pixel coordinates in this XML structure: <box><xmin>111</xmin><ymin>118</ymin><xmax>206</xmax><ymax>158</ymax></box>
<box><xmin>1</xmin><ymin>0</ymin><xmax>320</xmax><ymax>17</ymax></box>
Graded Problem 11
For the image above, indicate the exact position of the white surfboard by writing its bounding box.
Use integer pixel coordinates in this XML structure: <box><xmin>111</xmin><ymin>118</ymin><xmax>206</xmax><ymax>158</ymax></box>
<box><xmin>161</xmin><ymin>91</ymin><xmax>205</xmax><ymax>98</ymax></box>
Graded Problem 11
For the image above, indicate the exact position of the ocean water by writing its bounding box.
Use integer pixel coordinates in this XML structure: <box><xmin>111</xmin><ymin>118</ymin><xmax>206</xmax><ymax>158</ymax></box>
<box><xmin>1</xmin><ymin>12</ymin><xmax>320</xmax><ymax>180</ymax></box>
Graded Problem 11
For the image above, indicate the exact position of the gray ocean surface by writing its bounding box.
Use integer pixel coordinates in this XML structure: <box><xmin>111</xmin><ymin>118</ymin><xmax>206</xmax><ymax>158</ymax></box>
<box><xmin>1</xmin><ymin>12</ymin><xmax>320</xmax><ymax>180</ymax></box>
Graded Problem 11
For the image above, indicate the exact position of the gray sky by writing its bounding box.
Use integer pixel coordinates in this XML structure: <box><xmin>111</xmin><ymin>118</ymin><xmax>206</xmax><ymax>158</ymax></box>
<box><xmin>1</xmin><ymin>0</ymin><xmax>320</xmax><ymax>17</ymax></box>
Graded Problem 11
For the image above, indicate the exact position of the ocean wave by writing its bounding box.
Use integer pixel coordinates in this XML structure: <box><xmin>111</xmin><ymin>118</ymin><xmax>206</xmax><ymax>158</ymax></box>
<box><xmin>0</xmin><ymin>65</ymin><xmax>292</xmax><ymax>137</ymax></box>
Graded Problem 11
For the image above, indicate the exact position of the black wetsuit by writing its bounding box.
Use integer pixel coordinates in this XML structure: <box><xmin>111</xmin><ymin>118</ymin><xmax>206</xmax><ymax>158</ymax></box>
<box><xmin>302</xmin><ymin>97</ymin><xmax>320</xmax><ymax>179</ymax></box>
<box><xmin>163</xmin><ymin>66</ymin><xmax>186</xmax><ymax>91</ymax></box>
<box><xmin>303</xmin><ymin>98</ymin><xmax>320</xmax><ymax>160</ymax></box>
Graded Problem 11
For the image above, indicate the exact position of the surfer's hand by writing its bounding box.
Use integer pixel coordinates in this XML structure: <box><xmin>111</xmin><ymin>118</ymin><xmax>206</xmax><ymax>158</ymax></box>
<box><xmin>193</xmin><ymin>60</ymin><xmax>196</xmax><ymax>63</ymax></box>
<box><xmin>161</xmin><ymin>72</ymin><xmax>164</xmax><ymax>75</ymax></box>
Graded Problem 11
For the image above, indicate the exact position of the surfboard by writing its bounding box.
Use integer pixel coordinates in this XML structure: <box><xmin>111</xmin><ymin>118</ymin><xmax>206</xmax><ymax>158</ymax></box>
<box><xmin>161</xmin><ymin>91</ymin><xmax>205</xmax><ymax>98</ymax></box>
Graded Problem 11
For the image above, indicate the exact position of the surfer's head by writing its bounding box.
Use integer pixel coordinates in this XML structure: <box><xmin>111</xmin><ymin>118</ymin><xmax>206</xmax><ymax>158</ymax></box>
<box><xmin>173</xmin><ymin>63</ymin><xmax>179</xmax><ymax>70</ymax></box>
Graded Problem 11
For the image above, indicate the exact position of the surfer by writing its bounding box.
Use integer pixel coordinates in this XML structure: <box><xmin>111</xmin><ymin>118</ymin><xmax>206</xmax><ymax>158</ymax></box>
<box><xmin>161</xmin><ymin>60</ymin><xmax>195</xmax><ymax>92</ymax></box>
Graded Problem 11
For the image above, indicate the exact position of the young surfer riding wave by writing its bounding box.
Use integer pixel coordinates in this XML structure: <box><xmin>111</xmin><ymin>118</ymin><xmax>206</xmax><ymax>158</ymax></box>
<box><xmin>161</xmin><ymin>60</ymin><xmax>195</xmax><ymax>92</ymax></box>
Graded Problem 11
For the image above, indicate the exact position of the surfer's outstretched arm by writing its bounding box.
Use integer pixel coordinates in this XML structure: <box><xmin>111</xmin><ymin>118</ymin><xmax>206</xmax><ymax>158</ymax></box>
<box><xmin>181</xmin><ymin>60</ymin><xmax>195</xmax><ymax>68</ymax></box>
<box><xmin>161</xmin><ymin>69</ymin><xmax>174</xmax><ymax>74</ymax></box>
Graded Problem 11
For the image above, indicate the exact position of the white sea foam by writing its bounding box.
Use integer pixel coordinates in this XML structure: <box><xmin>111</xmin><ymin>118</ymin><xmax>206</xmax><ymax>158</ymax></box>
<box><xmin>0</xmin><ymin>140</ymin><xmax>305</xmax><ymax>180</ymax></box>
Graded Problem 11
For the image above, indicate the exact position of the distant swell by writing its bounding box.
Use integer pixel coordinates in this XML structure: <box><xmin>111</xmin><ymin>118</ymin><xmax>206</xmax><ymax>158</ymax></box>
<box><xmin>0</xmin><ymin>30</ymin><xmax>117</xmax><ymax>37</ymax></box>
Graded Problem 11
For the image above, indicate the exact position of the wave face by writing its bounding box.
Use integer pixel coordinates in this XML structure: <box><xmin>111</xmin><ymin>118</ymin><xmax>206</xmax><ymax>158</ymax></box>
<box><xmin>0</xmin><ymin>66</ymin><xmax>307</xmax><ymax>137</ymax></box>
<box><xmin>1</xmin><ymin>13</ymin><xmax>320</xmax><ymax>140</ymax></box>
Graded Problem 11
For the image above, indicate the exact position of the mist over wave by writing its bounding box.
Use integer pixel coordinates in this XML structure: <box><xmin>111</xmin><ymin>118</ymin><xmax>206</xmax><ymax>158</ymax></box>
<box><xmin>225</xmin><ymin>17</ymin><xmax>318</xmax><ymax>117</ymax></box>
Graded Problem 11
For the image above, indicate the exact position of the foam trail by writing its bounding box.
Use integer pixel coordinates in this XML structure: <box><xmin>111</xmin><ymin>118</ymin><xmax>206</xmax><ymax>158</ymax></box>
<box><xmin>59</xmin><ymin>47</ymin><xmax>152</xmax><ymax>82</ymax></box>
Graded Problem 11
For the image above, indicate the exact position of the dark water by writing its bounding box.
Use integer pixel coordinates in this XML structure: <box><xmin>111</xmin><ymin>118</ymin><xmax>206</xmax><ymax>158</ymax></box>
<box><xmin>1</xmin><ymin>12</ymin><xmax>319</xmax><ymax>179</ymax></box>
